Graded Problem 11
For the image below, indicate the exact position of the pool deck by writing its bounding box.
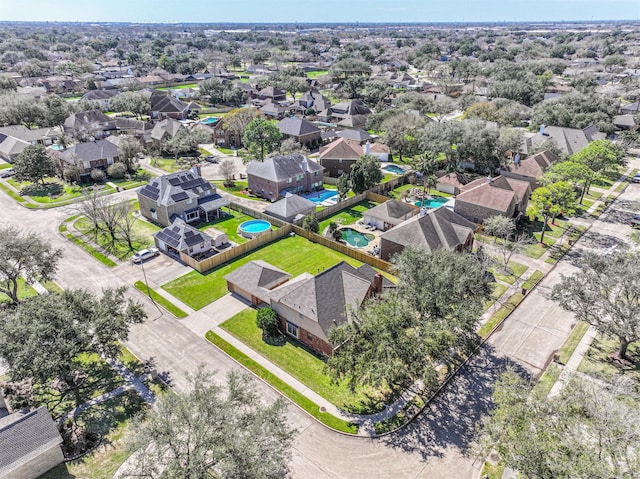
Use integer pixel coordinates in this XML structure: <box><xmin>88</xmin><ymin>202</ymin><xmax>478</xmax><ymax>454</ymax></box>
<box><xmin>339</xmin><ymin>222</ymin><xmax>383</xmax><ymax>253</ymax></box>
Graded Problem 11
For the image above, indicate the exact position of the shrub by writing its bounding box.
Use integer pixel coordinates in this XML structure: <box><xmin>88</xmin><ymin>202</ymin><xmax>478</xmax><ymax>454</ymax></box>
<box><xmin>302</xmin><ymin>214</ymin><xmax>319</xmax><ymax>234</ymax></box>
<box><xmin>90</xmin><ymin>169</ymin><xmax>105</xmax><ymax>182</ymax></box>
<box><xmin>256</xmin><ymin>307</ymin><xmax>279</xmax><ymax>338</ymax></box>
<box><xmin>107</xmin><ymin>162</ymin><xmax>127</xmax><ymax>179</ymax></box>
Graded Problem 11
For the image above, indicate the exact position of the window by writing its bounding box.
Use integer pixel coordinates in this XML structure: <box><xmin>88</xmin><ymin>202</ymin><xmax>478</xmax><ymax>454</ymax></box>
<box><xmin>307</xmin><ymin>332</ymin><xmax>314</xmax><ymax>341</ymax></box>
<box><xmin>287</xmin><ymin>178</ymin><xmax>293</xmax><ymax>183</ymax></box>
<box><xmin>186</xmin><ymin>211</ymin><xmax>199</xmax><ymax>222</ymax></box>
<box><xmin>187</xmin><ymin>198</ymin><xmax>193</xmax><ymax>204</ymax></box>
<box><xmin>297</xmin><ymin>174</ymin><xmax>304</xmax><ymax>181</ymax></box>
<box><xmin>151</xmin><ymin>211</ymin><xmax>158</xmax><ymax>220</ymax></box>
<box><xmin>286</xmin><ymin>322</ymin><xmax>298</xmax><ymax>338</ymax></box>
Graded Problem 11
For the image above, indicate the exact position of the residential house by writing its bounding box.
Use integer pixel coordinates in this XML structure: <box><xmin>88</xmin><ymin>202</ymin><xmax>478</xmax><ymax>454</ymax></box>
<box><xmin>80</xmin><ymin>90</ymin><xmax>119</xmax><ymax>110</ymax></box>
<box><xmin>613</xmin><ymin>114</ymin><xmax>636</xmax><ymax>130</ymax></box>
<box><xmin>225</xmin><ymin>261</ymin><xmax>393</xmax><ymax>356</ymax></box>
<box><xmin>362</xmin><ymin>199</ymin><xmax>419</xmax><ymax>231</ymax></box>
<box><xmin>0</xmin><ymin>125</ymin><xmax>62</xmax><ymax>162</ymax></box>
<box><xmin>454</xmin><ymin>175</ymin><xmax>531</xmax><ymax>224</ymax></box>
<box><xmin>436</xmin><ymin>172</ymin><xmax>469</xmax><ymax>195</ymax></box>
<box><xmin>379</xmin><ymin>207</ymin><xmax>476</xmax><ymax>261</ymax></box>
<box><xmin>498</xmin><ymin>150</ymin><xmax>559</xmax><ymax>189</ymax></box>
<box><xmin>619</xmin><ymin>102</ymin><xmax>640</xmax><ymax>115</ymax></box>
<box><xmin>153</xmin><ymin>219</ymin><xmax>228</xmax><ymax>259</ymax></box>
<box><xmin>63</xmin><ymin>110</ymin><xmax>115</xmax><ymax>141</ymax></box>
<box><xmin>319</xmin><ymin>138</ymin><xmax>389</xmax><ymax>177</ymax></box>
<box><xmin>0</xmin><ymin>135</ymin><xmax>29</xmax><ymax>163</ymax></box>
<box><xmin>336</xmin><ymin>128</ymin><xmax>372</xmax><ymax>144</ymax></box>
<box><xmin>259</xmin><ymin>101</ymin><xmax>287</xmax><ymax>120</ymax></box>
<box><xmin>113</xmin><ymin>118</ymin><xmax>154</xmax><ymax>140</ymax></box>
<box><xmin>318</xmin><ymin>99</ymin><xmax>371</xmax><ymax>128</ymax></box>
<box><xmin>225</xmin><ymin>260</ymin><xmax>292</xmax><ymax>306</ymax></box>
<box><xmin>277</xmin><ymin>117</ymin><xmax>321</xmax><ymax>147</ymax></box>
<box><xmin>257</xmin><ymin>86</ymin><xmax>286</xmax><ymax>102</ymax></box>
<box><xmin>525</xmin><ymin>125</ymin><xmax>605</xmax><ymax>157</ymax></box>
<box><xmin>150</xmin><ymin>118</ymin><xmax>184</xmax><ymax>148</ymax></box>
<box><xmin>137</xmin><ymin>165</ymin><xmax>230</xmax><ymax>226</ymax></box>
<box><xmin>59</xmin><ymin>139</ymin><xmax>120</xmax><ymax>174</ymax></box>
<box><xmin>264</xmin><ymin>194</ymin><xmax>316</xmax><ymax>223</ymax></box>
<box><xmin>149</xmin><ymin>92</ymin><xmax>190</xmax><ymax>121</ymax></box>
<box><xmin>290</xmin><ymin>90</ymin><xmax>332</xmax><ymax>114</ymax></box>
<box><xmin>0</xmin><ymin>406</ymin><xmax>64</xmax><ymax>479</ymax></box>
<box><xmin>247</xmin><ymin>154</ymin><xmax>324</xmax><ymax>202</ymax></box>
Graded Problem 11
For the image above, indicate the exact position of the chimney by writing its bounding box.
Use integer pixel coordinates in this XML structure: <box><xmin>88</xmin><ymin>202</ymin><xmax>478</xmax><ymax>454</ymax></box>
<box><xmin>365</xmin><ymin>141</ymin><xmax>371</xmax><ymax>155</ymax></box>
<box><xmin>373</xmin><ymin>273</ymin><xmax>383</xmax><ymax>295</ymax></box>
<box><xmin>191</xmin><ymin>164</ymin><xmax>201</xmax><ymax>177</ymax></box>
<box><xmin>539</xmin><ymin>124</ymin><xmax>546</xmax><ymax>136</ymax></box>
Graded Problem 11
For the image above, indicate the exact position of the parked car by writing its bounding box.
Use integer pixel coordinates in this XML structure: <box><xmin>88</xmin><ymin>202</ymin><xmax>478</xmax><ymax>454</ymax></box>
<box><xmin>630</xmin><ymin>219</ymin><xmax>640</xmax><ymax>229</ymax></box>
<box><xmin>632</xmin><ymin>173</ymin><xmax>640</xmax><ymax>183</ymax></box>
<box><xmin>0</xmin><ymin>168</ymin><xmax>14</xmax><ymax>178</ymax></box>
<box><xmin>131</xmin><ymin>247</ymin><xmax>159</xmax><ymax>264</ymax></box>
<box><xmin>204</xmin><ymin>156</ymin><xmax>218</xmax><ymax>163</ymax></box>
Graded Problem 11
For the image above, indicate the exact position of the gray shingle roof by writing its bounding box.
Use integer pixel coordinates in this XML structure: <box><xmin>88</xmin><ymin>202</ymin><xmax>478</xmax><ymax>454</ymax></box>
<box><xmin>154</xmin><ymin>220</ymin><xmax>213</xmax><ymax>252</ymax></box>
<box><xmin>0</xmin><ymin>407</ymin><xmax>62</xmax><ymax>473</ymax></box>
<box><xmin>336</xmin><ymin>129</ymin><xmax>372</xmax><ymax>142</ymax></box>
<box><xmin>139</xmin><ymin>169</ymin><xmax>215</xmax><ymax>206</ymax></box>
<box><xmin>246</xmin><ymin>154</ymin><xmax>323</xmax><ymax>182</ymax></box>
<box><xmin>224</xmin><ymin>260</ymin><xmax>292</xmax><ymax>304</ymax></box>
<box><xmin>365</xmin><ymin>200</ymin><xmax>419</xmax><ymax>225</ymax></box>
<box><xmin>380</xmin><ymin>207</ymin><xmax>475</xmax><ymax>252</ymax></box>
<box><xmin>264</xmin><ymin>195</ymin><xmax>316</xmax><ymax>221</ymax></box>
<box><xmin>277</xmin><ymin>117</ymin><xmax>320</xmax><ymax>137</ymax></box>
<box><xmin>60</xmin><ymin>139</ymin><xmax>120</xmax><ymax>163</ymax></box>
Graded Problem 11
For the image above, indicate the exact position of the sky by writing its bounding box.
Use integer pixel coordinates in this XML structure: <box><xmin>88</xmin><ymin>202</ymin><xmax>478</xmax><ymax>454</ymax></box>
<box><xmin>0</xmin><ymin>0</ymin><xmax>638</xmax><ymax>23</ymax></box>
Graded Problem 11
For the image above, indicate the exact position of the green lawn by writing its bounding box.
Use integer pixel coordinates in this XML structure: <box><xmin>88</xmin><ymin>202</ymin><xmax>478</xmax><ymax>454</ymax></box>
<box><xmin>206</xmin><ymin>330</ymin><xmax>357</xmax><ymax>433</ymax></box>
<box><xmin>490</xmin><ymin>260</ymin><xmax>528</xmax><ymax>285</ymax></box>
<box><xmin>578</xmin><ymin>335</ymin><xmax>640</xmax><ymax>383</ymax></box>
<box><xmin>522</xmin><ymin>270</ymin><xmax>544</xmax><ymax>291</ymax></box>
<box><xmin>216</xmin><ymin>147</ymin><xmax>236</xmax><ymax>155</ymax></box>
<box><xmin>134</xmin><ymin>281</ymin><xmax>188</xmax><ymax>318</ymax></box>
<box><xmin>157</xmin><ymin>82</ymin><xmax>198</xmax><ymax>91</ymax></box>
<box><xmin>163</xmin><ymin>235</ymin><xmax>364</xmax><ymax>310</ymax></box>
<box><xmin>0</xmin><ymin>277</ymin><xmax>39</xmax><ymax>303</ymax></box>
<box><xmin>478</xmin><ymin>292</ymin><xmax>525</xmax><ymax>339</ymax></box>
<box><xmin>8</xmin><ymin>178</ymin><xmax>85</xmax><ymax>204</ymax></box>
<box><xmin>318</xmin><ymin>200</ymin><xmax>378</xmax><ymax>233</ymax></box>
<box><xmin>557</xmin><ymin>321</ymin><xmax>590</xmax><ymax>365</ymax></box>
<box><xmin>307</xmin><ymin>70</ymin><xmax>329</xmax><ymax>78</ymax></box>
<box><xmin>74</xmin><ymin>214</ymin><xmax>158</xmax><ymax>261</ymax></box>
<box><xmin>149</xmin><ymin>157</ymin><xmax>186</xmax><ymax>173</ymax></box>
<box><xmin>212</xmin><ymin>180</ymin><xmax>260</xmax><ymax>201</ymax></box>
<box><xmin>197</xmin><ymin>208</ymin><xmax>255</xmax><ymax>244</ymax></box>
<box><xmin>0</xmin><ymin>163</ymin><xmax>11</xmax><ymax>170</ymax></box>
<box><xmin>66</xmin><ymin>233</ymin><xmax>117</xmax><ymax>267</ymax></box>
<box><xmin>221</xmin><ymin>308</ymin><xmax>373</xmax><ymax>409</ymax></box>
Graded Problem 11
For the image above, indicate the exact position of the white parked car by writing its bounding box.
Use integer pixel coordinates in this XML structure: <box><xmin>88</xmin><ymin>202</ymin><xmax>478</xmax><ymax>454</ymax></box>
<box><xmin>0</xmin><ymin>168</ymin><xmax>15</xmax><ymax>178</ymax></box>
<box><xmin>632</xmin><ymin>173</ymin><xmax>640</xmax><ymax>184</ymax></box>
<box><xmin>131</xmin><ymin>247</ymin><xmax>159</xmax><ymax>264</ymax></box>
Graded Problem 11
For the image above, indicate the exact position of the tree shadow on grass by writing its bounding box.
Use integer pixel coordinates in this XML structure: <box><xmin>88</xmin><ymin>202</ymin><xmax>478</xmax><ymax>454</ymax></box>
<box><xmin>379</xmin><ymin>345</ymin><xmax>531</xmax><ymax>461</ymax></box>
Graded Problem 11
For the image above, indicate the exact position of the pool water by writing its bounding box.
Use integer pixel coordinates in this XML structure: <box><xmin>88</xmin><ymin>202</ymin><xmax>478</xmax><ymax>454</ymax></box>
<box><xmin>383</xmin><ymin>165</ymin><xmax>405</xmax><ymax>175</ymax></box>
<box><xmin>303</xmin><ymin>190</ymin><xmax>338</xmax><ymax>203</ymax></box>
<box><xmin>341</xmin><ymin>227</ymin><xmax>374</xmax><ymax>248</ymax></box>
<box><xmin>239</xmin><ymin>219</ymin><xmax>271</xmax><ymax>235</ymax></box>
<box><xmin>414</xmin><ymin>197</ymin><xmax>449</xmax><ymax>208</ymax></box>
<box><xmin>199</xmin><ymin>117</ymin><xmax>219</xmax><ymax>125</ymax></box>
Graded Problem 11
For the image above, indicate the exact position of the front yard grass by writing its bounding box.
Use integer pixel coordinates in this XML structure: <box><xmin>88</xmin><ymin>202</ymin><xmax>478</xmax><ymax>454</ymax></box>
<box><xmin>557</xmin><ymin>321</ymin><xmax>590</xmax><ymax>365</ymax></box>
<box><xmin>134</xmin><ymin>281</ymin><xmax>188</xmax><ymax>318</ymax></box>
<box><xmin>478</xmin><ymin>292</ymin><xmax>525</xmax><ymax>339</ymax></box>
<box><xmin>149</xmin><ymin>157</ymin><xmax>186</xmax><ymax>173</ymax></box>
<box><xmin>318</xmin><ymin>200</ymin><xmax>378</xmax><ymax>233</ymax></box>
<box><xmin>163</xmin><ymin>235</ymin><xmax>366</xmax><ymax>310</ymax></box>
<box><xmin>577</xmin><ymin>335</ymin><xmax>640</xmax><ymax>383</ymax></box>
<box><xmin>205</xmin><ymin>330</ymin><xmax>358</xmax><ymax>434</ymax></box>
<box><xmin>7</xmin><ymin>178</ymin><xmax>84</xmax><ymax>204</ymax></box>
<box><xmin>221</xmin><ymin>308</ymin><xmax>371</xmax><ymax>410</ymax></box>
<box><xmin>490</xmin><ymin>260</ymin><xmax>528</xmax><ymax>285</ymax></box>
<box><xmin>0</xmin><ymin>277</ymin><xmax>39</xmax><ymax>303</ymax></box>
<box><xmin>65</xmin><ymin>233</ymin><xmax>117</xmax><ymax>267</ymax></box>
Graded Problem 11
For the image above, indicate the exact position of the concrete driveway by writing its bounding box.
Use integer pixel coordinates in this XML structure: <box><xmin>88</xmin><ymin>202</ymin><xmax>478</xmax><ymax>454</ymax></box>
<box><xmin>115</xmin><ymin>251</ymin><xmax>192</xmax><ymax>288</ymax></box>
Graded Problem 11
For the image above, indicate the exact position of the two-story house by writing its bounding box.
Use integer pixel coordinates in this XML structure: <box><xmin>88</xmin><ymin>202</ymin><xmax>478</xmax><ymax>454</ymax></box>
<box><xmin>137</xmin><ymin>165</ymin><xmax>230</xmax><ymax>227</ymax></box>
<box><xmin>454</xmin><ymin>175</ymin><xmax>531</xmax><ymax>224</ymax></box>
<box><xmin>247</xmin><ymin>154</ymin><xmax>324</xmax><ymax>202</ymax></box>
<box><xmin>277</xmin><ymin>117</ymin><xmax>321</xmax><ymax>147</ymax></box>
<box><xmin>59</xmin><ymin>139</ymin><xmax>120</xmax><ymax>173</ymax></box>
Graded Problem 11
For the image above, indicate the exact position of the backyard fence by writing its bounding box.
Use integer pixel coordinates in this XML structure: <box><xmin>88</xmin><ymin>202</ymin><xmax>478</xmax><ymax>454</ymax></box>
<box><xmin>312</xmin><ymin>193</ymin><xmax>367</xmax><ymax>222</ymax></box>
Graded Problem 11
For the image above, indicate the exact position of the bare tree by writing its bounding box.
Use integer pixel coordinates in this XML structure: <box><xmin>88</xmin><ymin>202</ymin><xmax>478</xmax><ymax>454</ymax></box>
<box><xmin>75</xmin><ymin>188</ymin><xmax>107</xmax><ymax>232</ymax></box>
<box><xmin>97</xmin><ymin>200</ymin><xmax>127</xmax><ymax>244</ymax></box>
<box><xmin>114</xmin><ymin>202</ymin><xmax>137</xmax><ymax>251</ymax></box>
<box><xmin>219</xmin><ymin>158</ymin><xmax>238</xmax><ymax>187</ymax></box>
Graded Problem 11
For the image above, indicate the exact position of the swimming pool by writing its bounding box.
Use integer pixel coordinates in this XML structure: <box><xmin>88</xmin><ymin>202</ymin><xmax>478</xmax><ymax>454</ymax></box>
<box><xmin>341</xmin><ymin>227</ymin><xmax>374</xmax><ymax>248</ymax></box>
<box><xmin>199</xmin><ymin>117</ymin><xmax>219</xmax><ymax>125</ymax></box>
<box><xmin>383</xmin><ymin>165</ymin><xmax>405</xmax><ymax>175</ymax></box>
<box><xmin>238</xmin><ymin>219</ymin><xmax>272</xmax><ymax>239</ymax></box>
<box><xmin>303</xmin><ymin>190</ymin><xmax>338</xmax><ymax>203</ymax></box>
<box><xmin>414</xmin><ymin>197</ymin><xmax>449</xmax><ymax>209</ymax></box>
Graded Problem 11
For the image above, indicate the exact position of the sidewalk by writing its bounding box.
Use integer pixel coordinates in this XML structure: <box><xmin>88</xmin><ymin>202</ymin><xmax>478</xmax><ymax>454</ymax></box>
<box><xmin>548</xmin><ymin>325</ymin><xmax>597</xmax><ymax>397</ymax></box>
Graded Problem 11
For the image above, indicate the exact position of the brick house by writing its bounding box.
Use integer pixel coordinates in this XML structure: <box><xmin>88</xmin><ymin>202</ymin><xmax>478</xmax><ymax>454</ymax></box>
<box><xmin>225</xmin><ymin>261</ymin><xmax>394</xmax><ymax>356</ymax></box>
<box><xmin>319</xmin><ymin>138</ymin><xmax>389</xmax><ymax>177</ymax></box>
<box><xmin>0</xmin><ymin>406</ymin><xmax>64</xmax><ymax>479</ymax></box>
<box><xmin>137</xmin><ymin>165</ymin><xmax>229</xmax><ymax>227</ymax></box>
<box><xmin>498</xmin><ymin>150</ymin><xmax>559</xmax><ymax>189</ymax></box>
<box><xmin>379</xmin><ymin>207</ymin><xmax>476</xmax><ymax>262</ymax></box>
<box><xmin>247</xmin><ymin>154</ymin><xmax>324</xmax><ymax>202</ymax></box>
<box><xmin>277</xmin><ymin>117</ymin><xmax>321</xmax><ymax>147</ymax></box>
<box><xmin>454</xmin><ymin>175</ymin><xmax>531</xmax><ymax>224</ymax></box>
<box><xmin>149</xmin><ymin>92</ymin><xmax>190</xmax><ymax>121</ymax></box>
<box><xmin>59</xmin><ymin>139</ymin><xmax>120</xmax><ymax>173</ymax></box>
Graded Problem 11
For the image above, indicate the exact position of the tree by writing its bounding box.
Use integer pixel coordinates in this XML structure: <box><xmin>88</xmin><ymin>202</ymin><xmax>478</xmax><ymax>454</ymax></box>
<box><xmin>302</xmin><ymin>214</ymin><xmax>319</xmax><ymax>233</ymax></box>
<box><xmin>483</xmin><ymin>215</ymin><xmax>516</xmax><ymax>242</ymax></box>
<box><xmin>551</xmin><ymin>251</ymin><xmax>640</xmax><ymax>360</ymax></box>
<box><xmin>274</xmin><ymin>137</ymin><xmax>309</xmax><ymax>157</ymax></box>
<box><xmin>328</xmin><ymin>248</ymin><xmax>492</xmax><ymax>393</ymax></box>
<box><xmin>541</xmin><ymin>160</ymin><xmax>592</xmax><ymax>203</ymax></box>
<box><xmin>163</xmin><ymin>128</ymin><xmax>209</xmax><ymax>159</ymax></box>
<box><xmin>107</xmin><ymin>162</ymin><xmax>127</xmax><ymax>179</ymax></box>
<box><xmin>528</xmin><ymin>181</ymin><xmax>577</xmax><ymax>243</ymax></box>
<box><xmin>242</xmin><ymin>118</ymin><xmax>281</xmax><ymax>161</ymax></box>
<box><xmin>224</xmin><ymin>107</ymin><xmax>261</xmax><ymax>141</ymax></box>
<box><xmin>117</xmin><ymin>135</ymin><xmax>142</xmax><ymax>173</ymax></box>
<box><xmin>125</xmin><ymin>369</ymin><xmax>294</xmax><ymax>479</ymax></box>
<box><xmin>571</xmin><ymin>139</ymin><xmax>626</xmax><ymax>195</ymax></box>
<box><xmin>495</xmin><ymin>128</ymin><xmax>524</xmax><ymax>166</ymax></box>
<box><xmin>476</xmin><ymin>370</ymin><xmax>640</xmax><ymax>478</ymax></box>
<box><xmin>337</xmin><ymin>173</ymin><xmax>350</xmax><ymax>201</ymax></box>
<box><xmin>199</xmin><ymin>78</ymin><xmax>247</xmax><ymax>106</ymax></box>
<box><xmin>42</xmin><ymin>94</ymin><xmax>71</xmax><ymax>128</ymax></box>
<box><xmin>349</xmin><ymin>154</ymin><xmax>383</xmax><ymax>194</ymax></box>
<box><xmin>483</xmin><ymin>215</ymin><xmax>533</xmax><ymax>271</ymax></box>
<box><xmin>327</xmin><ymin>222</ymin><xmax>343</xmax><ymax>241</ymax></box>
<box><xmin>256</xmin><ymin>307</ymin><xmax>279</xmax><ymax>338</ymax></box>
<box><xmin>219</xmin><ymin>158</ymin><xmax>237</xmax><ymax>187</ymax></box>
<box><xmin>0</xmin><ymin>288</ymin><xmax>145</xmax><ymax>405</ymax></box>
<box><xmin>0</xmin><ymin>93</ymin><xmax>44</xmax><ymax>129</ymax></box>
<box><xmin>381</xmin><ymin>112</ymin><xmax>423</xmax><ymax>161</ymax></box>
<box><xmin>13</xmin><ymin>144</ymin><xmax>56</xmax><ymax>185</ymax></box>
<box><xmin>114</xmin><ymin>202</ymin><xmax>138</xmax><ymax>251</ymax></box>
<box><xmin>0</xmin><ymin>76</ymin><xmax>17</xmax><ymax>92</ymax></box>
<box><xmin>0</xmin><ymin>227</ymin><xmax>62</xmax><ymax>305</ymax></box>
<box><xmin>109</xmin><ymin>91</ymin><xmax>151</xmax><ymax>120</ymax></box>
